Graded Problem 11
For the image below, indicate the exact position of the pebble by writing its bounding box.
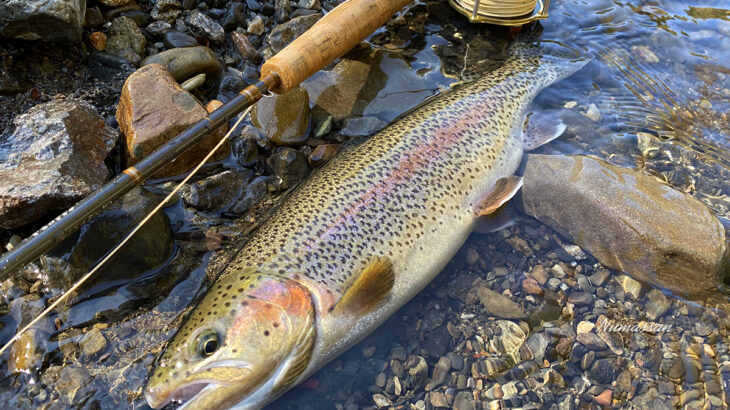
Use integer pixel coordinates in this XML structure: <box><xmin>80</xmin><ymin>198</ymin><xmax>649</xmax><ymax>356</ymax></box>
<box><xmin>453</xmin><ymin>391</ymin><xmax>475</xmax><ymax>410</ymax></box>
<box><xmin>476</xmin><ymin>286</ymin><xmax>527</xmax><ymax>320</ymax></box>
<box><xmin>308</xmin><ymin>144</ymin><xmax>339</xmax><ymax>167</ymax></box>
<box><xmin>529</xmin><ymin>265</ymin><xmax>548</xmax><ymax>285</ymax></box>
<box><xmin>180</xmin><ymin>73</ymin><xmax>206</xmax><ymax>91</ymax></box>
<box><xmin>645</xmin><ymin>288</ymin><xmax>671</xmax><ymax>321</ymax></box>
<box><xmin>408</xmin><ymin>356</ymin><xmax>429</xmax><ymax>391</ymax></box>
<box><xmin>182</xmin><ymin>170</ymin><xmax>252</xmax><ymax>212</ymax></box>
<box><xmin>89</xmin><ymin>31</ymin><xmax>107</xmax><ymax>51</ymax></box>
<box><xmin>251</xmin><ymin>86</ymin><xmax>311</xmax><ymax>147</ymax></box>
<box><xmin>231</xmin><ymin>31</ymin><xmax>262</xmax><ymax>63</ymax></box>
<box><xmin>618</xmin><ymin>275</ymin><xmax>642</xmax><ymax>300</ymax></box>
<box><xmin>145</xmin><ymin>21</ymin><xmax>172</xmax><ymax>37</ymax></box>
<box><xmin>80</xmin><ymin>328</ymin><xmax>107</xmax><ymax>359</ymax></box>
<box><xmin>588</xmin><ymin>359</ymin><xmax>620</xmax><ymax>385</ymax></box>
<box><xmin>581</xmin><ymin>350</ymin><xmax>596</xmax><ymax>370</ymax></box>
<box><xmin>247</xmin><ymin>16</ymin><xmax>265</xmax><ymax>36</ymax></box>
<box><xmin>106</xmin><ymin>16</ymin><xmax>147</xmax><ymax>66</ymax></box>
<box><xmin>429</xmin><ymin>391</ymin><xmax>449</xmax><ymax>408</ymax></box>
<box><xmin>589</xmin><ymin>268</ymin><xmax>610</xmax><ymax>286</ymax></box>
<box><xmin>582</xmin><ymin>103</ymin><xmax>602</xmax><ymax>122</ymax></box>
<box><xmin>186</xmin><ymin>10</ymin><xmax>225</xmax><ymax>44</ymax></box>
<box><xmin>163</xmin><ymin>30</ymin><xmax>198</xmax><ymax>48</ymax></box>
<box><xmin>567</xmin><ymin>291</ymin><xmax>593</xmax><ymax>306</ymax></box>
<box><xmin>372</xmin><ymin>393</ymin><xmax>391</xmax><ymax>408</ymax></box>
<box><xmin>141</xmin><ymin>46</ymin><xmax>222</xmax><ymax>82</ymax></box>
<box><xmin>302</xmin><ymin>59</ymin><xmax>371</xmax><ymax>120</ymax></box>
<box><xmin>221</xmin><ymin>2</ymin><xmax>246</xmax><ymax>31</ymax></box>
<box><xmin>576</xmin><ymin>332</ymin><xmax>608</xmax><ymax>351</ymax></box>
<box><xmin>84</xmin><ymin>6</ymin><xmax>104</xmax><ymax>27</ymax></box>
<box><xmin>8</xmin><ymin>328</ymin><xmax>46</xmax><ymax>375</ymax></box>
<box><xmin>550</xmin><ymin>264</ymin><xmax>566</xmax><ymax>278</ymax></box>
<box><xmin>521</xmin><ymin>277</ymin><xmax>542</xmax><ymax>295</ymax></box>
<box><xmin>577</xmin><ymin>321</ymin><xmax>595</xmax><ymax>334</ymax></box>
<box><xmin>430</xmin><ymin>356</ymin><xmax>451</xmax><ymax>389</ymax></box>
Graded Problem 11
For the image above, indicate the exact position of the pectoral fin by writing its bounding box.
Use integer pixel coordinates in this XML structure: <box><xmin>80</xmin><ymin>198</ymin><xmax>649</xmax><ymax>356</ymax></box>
<box><xmin>334</xmin><ymin>257</ymin><xmax>394</xmax><ymax>317</ymax></box>
<box><xmin>522</xmin><ymin>109</ymin><xmax>566</xmax><ymax>151</ymax></box>
<box><xmin>474</xmin><ymin>203</ymin><xmax>517</xmax><ymax>234</ymax></box>
<box><xmin>475</xmin><ymin>176</ymin><xmax>523</xmax><ymax>217</ymax></box>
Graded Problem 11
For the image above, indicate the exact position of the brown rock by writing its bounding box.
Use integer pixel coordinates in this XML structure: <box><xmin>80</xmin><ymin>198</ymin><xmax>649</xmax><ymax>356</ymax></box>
<box><xmin>308</xmin><ymin>144</ymin><xmax>339</xmax><ymax>167</ymax></box>
<box><xmin>522</xmin><ymin>154</ymin><xmax>728</xmax><ymax>296</ymax></box>
<box><xmin>594</xmin><ymin>388</ymin><xmax>612</xmax><ymax>407</ymax></box>
<box><xmin>141</xmin><ymin>46</ymin><xmax>222</xmax><ymax>82</ymax></box>
<box><xmin>88</xmin><ymin>31</ymin><xmax>106</xmax><ymax>51</ymax></box>
<box><xmin>251</xmin><ymin>86</ymin><xmax>311</xmax><ymax>147</ymax></box>
<box><xmin>301</xmin><ymin>59</ymin><xmax>371</xmax><ymax>120</ymax></box>
<box><xmin>521</xmin><ymin>277</ymin><xmax>543</xmax><ymax>295</ymax></box>
<box><xmin>555</xmin><ymin>337</ymin><xmax>573</xmax><ymax>357</ymax></box>
<box><xmin>116</xmin><ymin>64</ymin><xmax>229</xmax><ymax>178</ymax></box>
<box><xmin>230</xmin><ymin>31</ymin><xmax>261</xmax><ymax>63</ymax></box>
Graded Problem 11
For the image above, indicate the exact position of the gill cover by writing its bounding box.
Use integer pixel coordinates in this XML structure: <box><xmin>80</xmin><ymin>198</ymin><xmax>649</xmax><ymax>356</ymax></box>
<box><xmin>145</xmin><ymin>273</ymin><xmax>316</xmax><ymax>409</ymax></box>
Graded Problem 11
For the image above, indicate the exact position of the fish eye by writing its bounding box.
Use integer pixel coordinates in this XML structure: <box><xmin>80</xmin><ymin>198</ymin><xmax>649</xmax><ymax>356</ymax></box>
<box><xmin>196</xmin><ymin>330</ymin><xmax>220</xmax><ymax>357</ymax></box>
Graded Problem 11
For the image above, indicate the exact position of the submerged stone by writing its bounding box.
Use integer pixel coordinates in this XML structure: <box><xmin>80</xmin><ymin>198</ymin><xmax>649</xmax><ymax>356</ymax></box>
<box><xmin>0</xmin><ymin>99</ymin><xmax>118</xmax><ymax>228</ymax></box>
<box><xmin>301</xmin><ymin>59</ymin><xmax>371</xmax><ymax>120</ymax></box>
<box><xmin>521</xmin><ymin>154</ymin><xmax>728</xmax><ymax>296</ymax></box>
<box><xmin>266</xmin><ymin>147</ymin><xmax>311</xmax><ymax>190</ymax></box>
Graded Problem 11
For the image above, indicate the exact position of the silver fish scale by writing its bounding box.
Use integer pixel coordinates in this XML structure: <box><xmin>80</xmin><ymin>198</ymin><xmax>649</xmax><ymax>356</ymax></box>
<box><xmin>218</xmin><ymin>45</ymin><xmax>557</xmax><ymax>296</ymax></box>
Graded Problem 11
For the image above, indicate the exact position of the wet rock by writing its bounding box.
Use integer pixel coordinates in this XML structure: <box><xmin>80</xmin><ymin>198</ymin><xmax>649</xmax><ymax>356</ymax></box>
<box><xmin>529</xmin><ymin>265</ymin><xmax>548</xmax><ymax>285</ymax></box>
<box><xmin>80</xmin><ymin>328</ymin><xmax>107</xmax><ymax>360</ymax></box>
<box><xmin>98</xmin><ymin>0</ymin><xmax>130</xmax><ymax>6</ymax></box>
<box><xmin>430</xmin><ymin>356</ymin><xmax>451</xmax><ymax>389</ymax></box>
<box><xmin>251</xmin><ymin>86</ymin><xmax>311</xmax><ymax>147</ymax></box>
<box><xmin>65</xmin><ymin>187</ymin><xmax>172</xmax><ymax>281</ymax></box>
<box><xmin>589</xmin><ymin>268</ymin><xmax>610</xmax><ymax>286</ymax></box>
<box><xmin>308</xmin><ymin>144</ymin><xmax>339</xmax><ymax>167</ymax></box>
<box><xmin>218</xmin><ymin>70</ymin><xmax>247</xmax><ymax>96</ymax></box>
<box><xmin>141</xmin><ymin>46</ymin><xmax>222</xmax><ymax>82</ymax></box>
<box><xmin>231</xmin><ymin>31</ymin><xmax>262</xmax><ymax>63</ymax></box>
<box><xmin>8</xmin><ymin>328</ymin><xmax>47</xmax><ymax>375</ymax></box>
<box><xmin>84</xmin><ymin>6</ymin><xmax>104</xmax><ymax>27</ymax></box>
<box><xmin>232</xmin><ymin>129</ymin><xmax>259</xmax><ymax>167</ymax></box>
<box><xmin>246</xmin><ymin>15</ymin><xmax>265</xmax><ymax>36</ymax></box>
<box><xmin>0</xmin><ymin>99</ymin><xmax>118</xmax><ymax>228</ymax></box>
<box><xmin>302</xmin><ymin>59</ymin><xmax>371</xmax><ymax>120</ymax></box>
<box><xmin>221</xmin><ymin>2</ymin><xmax>246</xmax><ymax>31</ymax></box>
<box><xmin>588</xmin><ymin>359</ymin><xmax>620</xmax><ymax>385</ymax></box>
<box><xmin>521</xmin><ymin>277</ymin><xmax>542</xmax><ymax>295</ymax></box>
<box><xmin>645</xmin><ymin>289</ymin><xmax>671</xmax><ymax>321</ymax></box>
<box><xmin>340</xmin><ymin>116</ymin><xmax>388</xmax><ymax>137</ymax></box>
<box><xmin>567</xmin><ymin>291</ymin><xmax>593</xmax><ymax>306</ymax></box>
<box><xmin>408</xmin><ymin>355</ymin><xmax>429</xmax><ymax>391</ymax></box>
<box><xmin>146</xmin><ymin>20</ymin><xmax>172</xmax><ymax>37</ymax></box>
<box><xmin>182</xmin><ymin>170</ymin><xmax>251</xmax><ymax>212</ymax></box>
<box><xmin>186</xmin><ymin>10</ymin><xmax>225</xmax><ymax>44</ymax></box>
<box><xmin>89</xmin><ymin>32</ymin><xmax>107</xmax><ymax>51</ymax></box>
<box><xmin>151</xmin><ymin>0</ymin><xmax>182</xmax><ymax>24</ymax></box>
<box><xmin>0</xmin><ymin>0</ymin><xmax>85</xmax><ymax>42</ymax></box>
<box><xmin>423</xmin><ymin>326</ymin><xmax>451</xmax><ymax>358</ymax></box>
<box><xmin>526</xmin><ymin>333</ymin><xmax>549</xmax><ymax>362</ymax></box>
<box><xmin>521</xmin><ymin>154</ymin><xmax>728</xmax><ymax>296</ymax></box>
<box><xmin>267</xmin><ymin>13</ymin><xmax>322</xmax><ymax>53</ymax></box>
<box><xmin>476</xmin><ymin>286</ymin><xmax>527</xmax><ymax>320</ymax></box>
<box><xmin>116</xmin><ymin>64</ymin><xmax>228</xmax><ymax>178</ymax></box>
<box><xmin>106</xmin><ymin>16</ymin><xmax>147</xmax><ymax>66</ymax></box>
<box><xmin>576</xmin><ymin>332</ymin><xmax>608</xmax><ymax>351</ymax></box>
<box><xmin>266</xmin><ymin>147</ymin><xmax>311</xmax><ymax>190</ymax></box>
<box><xmin>453</xmin><ymin>391</ymin><xmax>475</xmax><ymax>410</ymax></box>
<box><xmin>594</xmin><ymin>389</ymin><xmax>612</xmax><ymax>406</ymax></box>
<box><xmin>41</xmin><ymin>366</ymin><xmax>95</xmax><ymax>404</ymax></box>
<box><xmin>121</xmin><ymin>10</ymin><xmax>150</xmax><ymax>27</ymax></box>
<box><xmin>618</xmin><ymin>275</ymin><xmax>642</xmax><ymax>300</ymax></box>
<box><xmin>372</xmin><ymin>393</ymin><xmax>391</xmax><ymax>408</ymax></box>
<box><xmin>163</xmin><ymin>30</ymin><xmax>198</xmax><ymax>48</ymax></box>
<box><xmin>581</xmin><ymin>350</ymin><xmax>595</xmax><ymax>370</ymax></box>
<box><xmin>429</xmin><ymin>391</ymin><xmax>449</xmax><ymax>408</ymax></box>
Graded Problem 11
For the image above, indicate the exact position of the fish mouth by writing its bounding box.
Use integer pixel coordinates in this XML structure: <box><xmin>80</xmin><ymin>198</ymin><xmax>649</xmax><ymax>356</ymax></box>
<box><xmin>146</xmin><ymin>380</ymin><xmax>220</xmax><ymax>409</ymax></box>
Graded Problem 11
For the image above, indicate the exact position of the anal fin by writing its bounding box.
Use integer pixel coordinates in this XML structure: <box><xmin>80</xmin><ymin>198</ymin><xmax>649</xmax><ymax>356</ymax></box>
<box><xmin>522</xmin><ymin>109</ymin><xmax>566</xmax><ymax>151</ymax></box>
<box><xmin>475</xmin><ymin>176</ymin><xmax>523</xmax><ymax>217</ymax></box>
<box><xmin>334</xmin><ymin>257</ymin><xmax>394</xmax><ymax>317</ymax></box>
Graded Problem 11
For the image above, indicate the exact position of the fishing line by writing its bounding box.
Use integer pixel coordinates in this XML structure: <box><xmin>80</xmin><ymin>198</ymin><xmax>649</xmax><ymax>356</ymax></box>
<box><xmin>0</xmin><ymin>106</ymin><xmax>254</xmax><ymax>357</ymax></box>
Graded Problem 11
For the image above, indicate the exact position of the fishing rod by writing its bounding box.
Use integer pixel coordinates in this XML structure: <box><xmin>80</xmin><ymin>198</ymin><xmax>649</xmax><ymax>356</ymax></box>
<box><xmin>0</xmin><ymin>0</ymin><xmax>413</xmax><ymax>280</ymax></box>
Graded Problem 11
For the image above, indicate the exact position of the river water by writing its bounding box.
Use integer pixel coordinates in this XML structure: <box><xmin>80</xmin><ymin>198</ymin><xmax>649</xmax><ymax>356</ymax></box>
<box><xmin>0</xmin><ymin>0</ymin><xmax>728</xmax><ymax>408</ymax></box>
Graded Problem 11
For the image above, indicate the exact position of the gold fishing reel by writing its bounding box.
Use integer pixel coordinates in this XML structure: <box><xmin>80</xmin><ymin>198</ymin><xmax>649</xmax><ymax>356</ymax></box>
<box><xmin>449</xmin><ymin>0</ymin><xmax>550</xmax><ymax>26</ymax></box>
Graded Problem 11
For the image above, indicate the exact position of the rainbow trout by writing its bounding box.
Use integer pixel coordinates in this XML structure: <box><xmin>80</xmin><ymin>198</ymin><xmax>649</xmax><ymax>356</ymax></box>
<box><xmin>145</xmin><ymin>39</ymin><xmax>589</xmax><ymax>409</ymax></box>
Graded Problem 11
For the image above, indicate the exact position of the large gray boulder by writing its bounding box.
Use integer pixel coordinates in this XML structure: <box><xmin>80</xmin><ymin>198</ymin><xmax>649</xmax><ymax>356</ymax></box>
<box><xmin>521</xmin><ymin>154</ymin><xmax>728</xmax><ymax>296</ymax></box>
<box><xmin>0</xmin><ymin>99</ymin><xmax>118</xmax><ymax>228</ymax></box>
<box><xmin>0</xmin><ymin>0</ymin><xmax>85</xmax><ymax>42</ymax></box>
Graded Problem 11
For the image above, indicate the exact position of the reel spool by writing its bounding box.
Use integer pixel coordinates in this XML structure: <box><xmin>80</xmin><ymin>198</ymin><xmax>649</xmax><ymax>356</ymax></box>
<box><xmin>449</xmin><ymin>0</ymin><xmax>550</xmax><ymax>26</ymax></box>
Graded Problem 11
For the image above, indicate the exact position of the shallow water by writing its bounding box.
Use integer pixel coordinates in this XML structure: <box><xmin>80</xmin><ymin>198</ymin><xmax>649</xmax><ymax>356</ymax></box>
<box><xmin>1</xmin><ymin>0</ymin><xmax>729</xmax><ymax>409</ymax></box>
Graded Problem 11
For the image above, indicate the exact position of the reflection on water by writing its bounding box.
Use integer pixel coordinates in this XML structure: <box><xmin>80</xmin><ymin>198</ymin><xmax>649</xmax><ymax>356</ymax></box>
<box><xmin>1</xmin><ymin>0</ymin><xmax>729</xmax><ymax>408</ymax></box>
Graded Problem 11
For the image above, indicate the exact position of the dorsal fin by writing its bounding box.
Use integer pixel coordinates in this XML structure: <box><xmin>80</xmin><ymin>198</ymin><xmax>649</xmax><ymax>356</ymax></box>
<box><xmin>475</xmin><ymin>176</ymin><xmax>523</xmax><ymax>217</ymax></box>
<box><xmin>334</xmin><ymin>257</ymin><xmax>394</xmax><ymax>317</ymax></box>
<box><xmin>522</xmin><ymin>110</ymin><xmax>566</xmax><ymax>151</ymax></box>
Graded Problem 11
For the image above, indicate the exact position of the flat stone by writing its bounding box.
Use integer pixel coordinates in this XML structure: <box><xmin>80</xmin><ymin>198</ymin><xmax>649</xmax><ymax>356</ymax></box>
<box><xmin>186</xmin><ymin>9</ymin><xmax>225</xmax><ymax>44</ymax></box>
<box><xmin>429</xmin><ymin>391</ymin><xmax>449</xmax><ymax>408</ymax></box>
<box><xmin>301</xmin><ymin>59</ymin><xmax>371</xmax><ymax>120</ymax></box>
<box><xmin>521</xmin><ymin>154</ymin><xmax>728</xmax><ymax>296</ymax></box>
<box><xmin>251</xmin><ymin>86</ymin><xmax>311</xmax><ymax>147</ymax></box>
<box><xmin>430</xmin><ymin>356</ymin><xmax>451</xmax><ymax>389</ymax></box>
<box><xmin>476</xmin><ymin>286</ymin><xmax>527</xmax><ymax>320</ymax></box>
<box><xmin>529</xmin><ymin>265</ymin><xmax>548</xmax><ymax>285</ymax></box>
<box><xmin>0</xmin><ymin>0</ymin><xmax>85</xmax><ymax>42</ymax></box>
<box><xmin>618</xmin><ymin>275</ymin><xmax>642</xmax><ymax>300</ymax></box>
<box><xmin>141</xmin><ymin>46</ymin><xmax>222</xmax><ymax>82</ymax></box>
<box><xmin>594</xmin><ymin>389</ymin><xmax>612</xmax><ymax>406</ymax></box>
<box><xmin>567</xmin><ymin>291</ymin><xmax>593</xmax><ymax>306</ymax></box>
<box><xmin>645</xmin><ymin>289</ymin><xmax>672</xmax><ymax>321</ymax></box>
<box><xmin>116</xmin><ymin>64</ymin><xmax>228</xmax><ymax>178</ymax></box>
<box><xmin>8</xmin><ymin>328</ymin><xmax>46</xmax><ymax>375</ymax></box>
<box><xmin>106</xmin><ymin>16</ymin><xmax>147</xmax><ymax>66</ymax></box>
<box><xmin>0</xmin><ymin>99</ymin><xmax>118</xmax><ymax>228</ymax></box>
<box><xmin>576</xmin><ymin>332</ymin><xmax>608</xmax><ymax>351</ymax></box>
<box><xmin>79</xmin><ymin>328</ymin><xmax>107</xmax><ymax>360</ymax></box>
<box><xmin>231</xmin><ymin>31</ymin><xmax>262</xmax><ymax>63</ymax></box>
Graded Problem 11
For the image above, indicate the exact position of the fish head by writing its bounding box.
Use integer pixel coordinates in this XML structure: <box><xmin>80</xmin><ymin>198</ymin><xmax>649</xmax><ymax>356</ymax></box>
<box><xmin>145</xmin><ymin>272</ymin><xmax>317</xmax><ymax>409</ymax></box>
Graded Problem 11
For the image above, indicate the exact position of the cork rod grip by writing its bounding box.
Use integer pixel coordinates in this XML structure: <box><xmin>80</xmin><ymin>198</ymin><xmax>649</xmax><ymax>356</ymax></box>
<box><xmin>261</xmin><ymin>0</ymin><xmax>412</xmax><ymax>93</ymax></box>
